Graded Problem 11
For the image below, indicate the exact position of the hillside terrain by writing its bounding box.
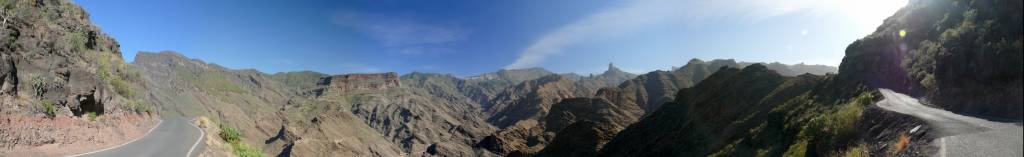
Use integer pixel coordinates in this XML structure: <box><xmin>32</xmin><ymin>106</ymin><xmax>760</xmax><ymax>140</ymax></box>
<box><xmin>553</xmin><ymin>0</ymin><xmax>1022</xmax><ymax>156</ymax></box>
<box><xmin>0</xmin><ymin>0</ymin><xmax>157</xmax><ymax>156</ymax></box>
<box><xmin>839</xmin><ymin>0</ymin><xmax>1022</xmax><ymax>120</ymax></box>
<box><xmin>6</xmin><ymin>0</ymin><xmax>1019</xmax><ymax>156</ymax></box>
<box><xmin>128</xmin><ymin>49</ymin><xmax>835</xmax><ymax>157</ymax></box>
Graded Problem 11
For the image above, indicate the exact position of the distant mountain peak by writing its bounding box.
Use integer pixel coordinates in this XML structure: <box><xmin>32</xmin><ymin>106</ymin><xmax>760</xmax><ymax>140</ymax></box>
<box><xmin>687</xmin><ymin>58</ymin><xmax>705</xmax><ymax>65</ymax></box>
<box><xmin>604</xmin><ymin>63</ymin><xmax>625</xmax><ymax>75</ymax></box>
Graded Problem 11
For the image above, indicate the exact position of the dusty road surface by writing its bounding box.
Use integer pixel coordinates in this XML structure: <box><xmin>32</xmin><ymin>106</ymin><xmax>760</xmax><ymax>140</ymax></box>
<box><xmin>877</xmin><ymin>89</ymin><xmax>1022</xmax><ymax>157</ymax></box>
<box><xmin>70</xmin><ymin>117</ymin><xmax>206</xmax><ymax>157</ymax></box>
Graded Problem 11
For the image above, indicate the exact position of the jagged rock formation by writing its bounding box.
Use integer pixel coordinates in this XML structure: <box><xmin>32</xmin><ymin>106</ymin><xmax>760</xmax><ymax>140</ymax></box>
<box><xmin>0</xmin><ymin>0</ymin><xmax>157</xmax><ymax>155</ymax></box>
<box><xmin>839</xmin><ymin>0</ymin><xmax>1022</xmax><ymax>120</ymax></box>
<box><xmin>573</xmin><ymin>63</ymin><xmax>638</xmax><ymax>93</ymax></box>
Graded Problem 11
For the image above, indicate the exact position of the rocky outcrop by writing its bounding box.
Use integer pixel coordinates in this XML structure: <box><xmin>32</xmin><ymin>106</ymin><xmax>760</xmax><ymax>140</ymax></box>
<box><xmin>573</xmin><ymin>63</ymin><xmax>638</xmax><ymax>94</ymax></box>
<box><xmin>0</xmin><ymin>0</ymin><xmax>157</xmax><ymax>155</ymax></box>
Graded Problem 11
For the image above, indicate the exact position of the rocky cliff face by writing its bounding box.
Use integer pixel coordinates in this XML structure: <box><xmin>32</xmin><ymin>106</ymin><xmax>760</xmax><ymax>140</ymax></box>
<box><xmin>0</xmin><ymin>0</ymin><xmax>157</xmax><ymax>155</ymax></box>
<box><xmin>839</xmin><ymin>0</ymin><xmax>1022</xmax><ymax>120</ymax></box>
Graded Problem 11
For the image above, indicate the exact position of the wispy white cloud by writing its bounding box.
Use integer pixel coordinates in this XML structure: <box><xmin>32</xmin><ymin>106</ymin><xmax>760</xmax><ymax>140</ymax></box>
<box><xmin>331</xmin><ymin>11</ymin><xmax>469</xmax><ymax>55</ymax></box>
<box><xmin>505</xmin><ymin>0</ymin><xmax>906</xmax><ymax>69</ymax></box>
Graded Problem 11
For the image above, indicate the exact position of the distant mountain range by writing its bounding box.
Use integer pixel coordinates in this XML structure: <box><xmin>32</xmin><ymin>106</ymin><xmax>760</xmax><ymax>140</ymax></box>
<box><xmin>126</xmin><ymin>50</ymin><xmax>836</xmax><ymax>156</ymax></box>
<box><xmin>2</xmin><ymin>0</ymin><xmax>1018</xmax><ymax>156</ymax></box>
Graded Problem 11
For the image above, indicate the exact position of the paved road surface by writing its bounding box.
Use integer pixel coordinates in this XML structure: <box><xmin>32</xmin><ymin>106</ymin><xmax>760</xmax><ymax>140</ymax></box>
<box><xmin>71</xmin><ymin>117</ymin><xmax>206</xmax><ymax>157</ymax></box>
<box><xmin>876</xmin><ymin>89</ymin><xmax>1022</xmax><ymax>157</ymax></box>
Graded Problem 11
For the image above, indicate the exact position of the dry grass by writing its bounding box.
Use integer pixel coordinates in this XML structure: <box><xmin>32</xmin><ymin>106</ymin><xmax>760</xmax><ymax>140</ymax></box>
<box><xmin>840</xmin><ymin>144</ymin><xmax>868</xmax><ymax>157</ymax></box>
<box><xmin>894</xmin><ymin>133</ymin><xmax>910</xmax><ymax>154</ymax></box>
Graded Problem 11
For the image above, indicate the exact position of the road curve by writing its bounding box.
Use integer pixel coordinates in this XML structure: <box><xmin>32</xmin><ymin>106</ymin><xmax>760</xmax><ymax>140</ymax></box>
<box><xmin>876</xmin><ymin>89</ymin><xmax>1022</xmax><ymax>157</ymax></box>
<box><xmin>70</xmin><ymin>117</ymin><xmax>206</xmax><ymax>157</ymax></box>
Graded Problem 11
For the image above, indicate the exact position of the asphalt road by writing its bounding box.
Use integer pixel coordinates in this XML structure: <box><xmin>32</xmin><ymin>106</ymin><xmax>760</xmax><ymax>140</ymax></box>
<box><xmin>70</xmin><ymin>117</ymin><xmax>206</xmax><ymax>157</ymax></box>
<box><xmin>876</xmin><ymin>89</ymin><xmax>1022</xmax><ymax>157</ymax></box>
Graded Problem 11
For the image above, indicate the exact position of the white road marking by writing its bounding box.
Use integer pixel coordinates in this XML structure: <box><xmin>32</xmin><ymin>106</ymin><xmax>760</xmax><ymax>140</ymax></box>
<box><xmin>187</xmin><ymin>117</ymin><xmax>206</xmax><ymax>157</ymax></box>
<box><xmin>939</xmin><ymin>138</ymin><xmax>946</xmax><ymax>157</ymax></box>
<box><xmin>67</xmin><ymin>119</ymin><xmax>164</xmax><ymax>157</ymax></box>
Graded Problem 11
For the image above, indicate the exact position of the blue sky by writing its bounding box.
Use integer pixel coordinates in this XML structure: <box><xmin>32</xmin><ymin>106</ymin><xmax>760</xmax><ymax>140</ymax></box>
<box><xmin>75</xmin><ymin>0</ymin><xmax>906</xmax><ymax>76</ymax></box>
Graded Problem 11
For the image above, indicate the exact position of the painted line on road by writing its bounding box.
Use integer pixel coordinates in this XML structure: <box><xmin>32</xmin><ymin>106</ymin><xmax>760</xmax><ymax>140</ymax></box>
<box><xmin>67</xmin><ymin>119</ymin><xmax>164</xmax><ymax>157</ymax></box>
<box><xmin>939</xmin><ymin>138</ymin><xmax>947</xmax><ymax>157</ymax></box>
<box><xmin>187</xmin><ymin>117</ymin><xmax>206</xmax><ymax>157</ymax></box>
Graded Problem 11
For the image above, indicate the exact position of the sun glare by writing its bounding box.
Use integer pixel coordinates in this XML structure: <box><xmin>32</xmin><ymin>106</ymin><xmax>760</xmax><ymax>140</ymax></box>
<box><xmin>831</xmin><ymin>0</ymin><xmax>909</xmax><ymax>33</ymax></box>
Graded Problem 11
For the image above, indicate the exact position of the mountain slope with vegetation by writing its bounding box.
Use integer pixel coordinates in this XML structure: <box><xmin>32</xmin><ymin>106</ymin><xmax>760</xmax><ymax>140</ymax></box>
<box><xmin>596</xmin><ymin>65</ymin><xmax>933</xmax><ymax>156</ymax></box>
<box><xmin>546</xmin><ymin>0</ymin><xmax>1020</xmax><ymax>156</ymax></box>
<box><xmin>839</xmin><ymin>0</ymin><xmax>1022</xmax><ymax>120</ymax></box>
<box><xmin>0</xmin><ymin>0</ymin><xmax>157</xmax><ymax>155</ymax></box>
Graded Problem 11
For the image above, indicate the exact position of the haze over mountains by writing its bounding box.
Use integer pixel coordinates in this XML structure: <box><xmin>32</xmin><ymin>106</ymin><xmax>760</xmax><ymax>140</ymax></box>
<box><xmin>1</xmin><ymin>0</ymin><xmax>1020</xmax><ymax>157</ymax></box>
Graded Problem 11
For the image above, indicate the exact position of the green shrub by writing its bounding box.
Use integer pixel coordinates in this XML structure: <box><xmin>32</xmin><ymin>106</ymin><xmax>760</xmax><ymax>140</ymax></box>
<box><xmin>783</xmin><ymin>139</ymin><xmax>809</xmax><ymax>157</ymax></box>
<box><xmin>218</xmin><ymin>123</ymin><xmax>266</xmax><ymax>157</ymax></box>
<box><xmin>110</xmin><ymin>78</ymin><xmax>133</xmax><ymax>97</ymax></box>
<box><xmin>840</xmin><ymin>144</ymin><xmax>868</xmax><ymax>157</ymax></box>
<box><xmin>231</xmin><ymin>143</ymin><xmax>267</xmax><ymax>157</ymax></box>
<box><xmin>41</xmin><ymin>100</ymin><xmax>55</xmax><ymax>117</ymax></box>
<box><xmin>126</xmin><ymin>100</ymin><xmax>153</xmax><ymax>114</ymax></box>
<box><xmin>30</xmin><ymin>74</ymin><xmax>47</xmax><ymax>97</ymax></box>
<box><xmin>219</xmin><ymin>124</ymin><xmax>243</xmax><ymax>144</ymax></box>
<box><xmin>85</xmin><ymin>111</ymin><xmax>98</xmax><ymax>121</ymax></box>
